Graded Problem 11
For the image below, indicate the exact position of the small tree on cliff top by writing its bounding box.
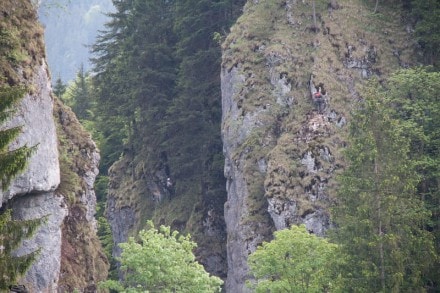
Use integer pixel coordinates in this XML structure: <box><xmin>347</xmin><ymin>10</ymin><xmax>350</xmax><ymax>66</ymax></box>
<box><xmin>100</xmin><ymin>221</ymin><xmax>223</xmax><ymax>292</ymax></box>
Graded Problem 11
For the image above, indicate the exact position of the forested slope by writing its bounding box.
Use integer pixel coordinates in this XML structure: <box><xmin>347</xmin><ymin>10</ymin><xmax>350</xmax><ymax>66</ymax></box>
<box><xmin>67</xmin><ymin>0</ymin><xmax>440</xmax><ymax>291</ymax></box>
<box><xmin>0</xmin><ymin>1</ymin><xmax>108</xmax><ymax>291</ymax></box>
<box><xmin>221</xmin><ymin>0</ymin><xmax>439</xmax><ymax>291</ymax></box>
<box><xmin>91</xmin><ymin>0</ymin><xmax>245</xmax><ymax>278</ymax></box>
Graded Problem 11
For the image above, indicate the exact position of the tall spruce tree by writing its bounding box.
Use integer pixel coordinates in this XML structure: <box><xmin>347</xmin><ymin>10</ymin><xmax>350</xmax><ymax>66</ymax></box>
<box><xmin>0</xmin><ymin>85</ymin><xmax>35</xmax><ymax>189</ymax></box>
<box><xmin>0</xmin><ymin>85</ymin><xmax>39</xmax><ymax>290</ymax></box>
<box><xmin>65</xmin><ymin>65</ymin><xmax>92</xmax><ymax>121</ymax></box>
<box><xmin>386</xmin><ymin>67</ymin><xmax>440</xmax><ymax>289</ymax></box>
<box><xmin>331</xmin><ymin>81</ymin><xmax>436</xmax><ymax>292</ymax></box>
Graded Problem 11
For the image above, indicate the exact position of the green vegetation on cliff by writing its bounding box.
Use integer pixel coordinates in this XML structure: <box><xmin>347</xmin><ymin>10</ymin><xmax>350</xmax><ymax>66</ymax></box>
<box><xmin>248</xmin><ymin>69</ymin><xmax>440</xmax><ymax>292</ymax></box>
<box><xmin>100</xmin><ymin>221</ymin><xmax>223</xmax><ymax>292</ymax></box>
<box><xmin>0</xmin><ymin>1</ymin><xmax>42</xmax><ymax>288</ymax></box>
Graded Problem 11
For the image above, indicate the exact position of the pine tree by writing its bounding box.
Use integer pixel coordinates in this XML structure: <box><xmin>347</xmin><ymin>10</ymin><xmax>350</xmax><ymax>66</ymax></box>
<box><xmin>65</xmin><ymin>64</ymin><xmax>92</xmax><ymax>121</ymax></box>
<box><xmin>0</xmin><ymin>85</ymin><xmax>39</xmax><ymax>290</ymax></box>
<box><xmin>331</xmin><ymin>81</ymin><xmax>435</xmax><ymax>292</ymax></box>
<box><xmin>0</xmin><ymin>210</ymin><xmax>42</xmax><ymax>290</ymax></box>
<box><xmin>52</xmin><ymin>77</ymin><xmax>66</xmax><ymax>98</ymax></box>
<box><xmin>0</xmin><ymin>85</ymin><xmax>35</xmax><ymax>190</ymax></box>
<box><xmin>411</xmin><ymin>0</ymin><xmax>440</xmax><ymax>67</ymax></box>
<box><xmin>386</xmin><ymin>67</ymin><xmax>440</xmax><ymax>289</ymax></box>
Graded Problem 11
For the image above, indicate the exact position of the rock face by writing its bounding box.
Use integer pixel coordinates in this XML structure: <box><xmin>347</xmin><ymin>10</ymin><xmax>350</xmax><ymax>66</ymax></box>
<box><xmin>0</xmin><ymin>1</ymin><xmax>108</xmax><ymax>291</ymax></box>
<box><xmin>0</xmin><ymin>59</ymin><xmax>64</xmax><ymax>292</ymax></box>
<box><xmin>221</xmin><ymin>0</ymin><xmax>417</xmax><ymax>291</ymax></box>
<box><xmin>0</xmin><ymin>62</ymin><xmax>60</xmax><ymax>204</ymax></box>
<box><xmin>106</xmin><ymin>152</ymin><xmax>228</xmax><ymax>279</ymax></box>
<box><xmin>54</xmin><ymin>98</ymin><xmax>109</xmax><ymax>292</ymax></box>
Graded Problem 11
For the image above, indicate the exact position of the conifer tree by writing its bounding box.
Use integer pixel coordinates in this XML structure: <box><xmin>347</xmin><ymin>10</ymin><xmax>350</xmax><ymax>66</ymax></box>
<box><xmin>0</xmin><ymin>85</ymin><xmax>39</xmax><ymax>290</ymax></box>
<box><xmin>64</xmin><ymin>65</ymin><xmax>92</xmax><ymax>121</ymax></box>
<box><xmin>52</xmin><ymin>77</ymin><xmax>66</xmax><ymax>99</ymax></box>
<box><xmin>0</xmin><ymin>210</ymin><xmax>42</xmax><ymax>290</ymax></box>
<box><xmin>0</xmin><ymin>85</ymin><xmax>35</xmax><ymax>190</ymax></box>
<box><xmin>331</xmin><ymin>82</ymin><xmax>435</xmax><ymax>292</ymax></box>
<box><xmin>386</xmin><ymin>67</ymin><xmax>440</xmax><ymax>289</ymax></box>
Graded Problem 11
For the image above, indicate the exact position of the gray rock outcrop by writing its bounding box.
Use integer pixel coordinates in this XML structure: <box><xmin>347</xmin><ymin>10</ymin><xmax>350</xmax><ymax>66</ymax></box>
<box><xmin>0</xmin><ymin>61</ymin><xmax>60</xmax><ymax>204</ymax></box>
<box><xmin>221</xmin><ymin>0</ymin><xmax>417</xmax><ymax>291</ymax></box>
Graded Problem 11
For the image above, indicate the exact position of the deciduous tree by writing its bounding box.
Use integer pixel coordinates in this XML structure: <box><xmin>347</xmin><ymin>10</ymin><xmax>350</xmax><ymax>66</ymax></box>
<box><xmin>248</xmin><ymin>225</ymin><xmax>341</xmax><ymax>293</ymax></box>
<box><xmin>99</xmin><ymin>221</ymin><xmax>223</xmax><ymax>292</ymax></box>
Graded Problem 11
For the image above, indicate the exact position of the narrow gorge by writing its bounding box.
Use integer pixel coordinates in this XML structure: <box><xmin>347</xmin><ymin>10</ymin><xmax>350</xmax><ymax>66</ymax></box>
<box><xmin>1</xmin><ymin>0</ymin><xmax>435</xmax><ymax>292</ymax></box>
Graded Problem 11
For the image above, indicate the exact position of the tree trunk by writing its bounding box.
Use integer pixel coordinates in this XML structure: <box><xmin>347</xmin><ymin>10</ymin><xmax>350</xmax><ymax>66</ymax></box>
<box><xmin>312</xmin><ymin>0</ymin><xmax>317</xmax><ymax>31</ymax></box>
<box><xmin>373</xmin><ymin>0</ymin><xmax>379</xmax><ymax>13</ymax></box>
<box><xmin>375</xmin><ymin>157</ymin><xmax>386</xmax><ymax>291</ymax></box>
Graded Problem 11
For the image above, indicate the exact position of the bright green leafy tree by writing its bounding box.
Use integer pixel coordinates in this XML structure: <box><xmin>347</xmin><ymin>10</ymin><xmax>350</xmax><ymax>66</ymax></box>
<box><xmin>331</xmin><ymin>81</ymin><xmax>436</xmax><ymax>292</ymax></box>
<box><xmin>248</xmin><ymin>225</ymin><xmax>342</xmax><ymax>293</ymax></box>
<box><xmin>100</xmin><ymin>221</ymin><xmax>223</xmax><ymax>292</ymax></box>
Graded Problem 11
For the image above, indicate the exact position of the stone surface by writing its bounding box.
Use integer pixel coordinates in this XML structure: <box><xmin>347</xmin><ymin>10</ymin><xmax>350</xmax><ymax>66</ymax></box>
<box><xmin>0</xmin><ymin>61</ymin><xmax>60</xmax><ymax>205</ymax></box>
<box><xmin>220</xmin><ymin>1</ymin><xmax>416</xmax><ymax>291</ymax></box>
<box><xmin>12</xmin><ymin>192</ymin><xmax>67</xmax><ymax>293</ymax></box>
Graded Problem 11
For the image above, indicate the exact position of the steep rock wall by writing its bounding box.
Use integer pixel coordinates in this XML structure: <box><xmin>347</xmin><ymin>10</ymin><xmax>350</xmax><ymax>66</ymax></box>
<box><xmin>54</xmin><ymin>98</ymin><xmax>109</xmax><ymax>292</ymax></box>
<box><xmin>0</xmin><ymin>1</ymin><xmax>108</xmax><ymax>291</ymax></box>
<box><xmin>221</xmin><ymin>0</ymin><xmax>417</xmax><ymax>291</ymax></box>
<box><xmin>106</xmin><ymin>153</ymin><xmax>227</xmax><ymax>279</ymax></box>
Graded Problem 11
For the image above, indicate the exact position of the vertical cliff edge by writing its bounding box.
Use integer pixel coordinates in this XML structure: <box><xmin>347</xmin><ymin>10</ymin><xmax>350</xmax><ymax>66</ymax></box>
<box><xmin>0</xmin><ymin>1</ymin><xmax>108</xmax><ymax>291</ymax></box>
<box><xmin>221</xmin><ymin>0</ymin><xmax>418</xmax><ymax>291</ymax></box>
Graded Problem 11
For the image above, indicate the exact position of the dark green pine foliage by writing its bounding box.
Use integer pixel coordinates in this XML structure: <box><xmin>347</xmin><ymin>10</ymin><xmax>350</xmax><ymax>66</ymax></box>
<box><xmin>386</xmin><ymin>67</ymin><xmax>440</xmax><ymax>290</ymax></box>
<box><xmin>0</xmin><ymin>85</ymin><xmax>35</xmax><ymax>190</ymax></box>
<box><xmin>92</xmin><ymin>0</ymin><xmax>176</xmax><ymax>173</ymax></box>
<box><xmin>0</xmin><ymin>85</ymin><xmax>39</xmax><ymax>290</ymax></box>
<box><xmin>331</xmin><ymin>81</ymin><xmax>435</xmax><ymax>292</ymax></box>
<box><xmin>66</xmin><ymin>65</ymin><xmax>91</xmax><ymax>121</ymax></box>
<box><xmin>91</xmin><ymin>0</ymin><xmax>132</xmax><ymax>169</ymax></box>
<box><xmin>411</xmin><ymin>0</ymin><xmax>440</xmax><ymax>67</ymax></box>
<box><xmin>52</xmin><ymin>77</ymin><xmax>66</xmax><ymax>99</ymax></box>
<box><xmin>0</xmin><ymin>210</ymin><xmax>42</xmax><ymax>290</ymax></box>
<box><xmin>163</xmin><ymin>0</ymin><xmax>241</xmax><ymax>205</ymax></box>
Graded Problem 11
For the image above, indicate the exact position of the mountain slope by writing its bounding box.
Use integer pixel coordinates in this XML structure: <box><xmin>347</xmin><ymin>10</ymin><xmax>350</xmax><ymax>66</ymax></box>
<box><xmin>221</xmin><ymin>0</ymin><xmax>419</xmax><ymax>291</ymax></box>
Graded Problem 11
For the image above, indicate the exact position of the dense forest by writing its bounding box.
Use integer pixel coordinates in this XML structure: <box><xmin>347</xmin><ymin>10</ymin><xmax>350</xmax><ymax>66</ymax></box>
<box><xmin>55</xmin><ymin>0</ymin><xmax>440</xmax><ymax>291</ymax></box>
<box><xmin>4</xmin><ymin>0</ymin><xmax>437</xmax><ymax>291</ymax></box>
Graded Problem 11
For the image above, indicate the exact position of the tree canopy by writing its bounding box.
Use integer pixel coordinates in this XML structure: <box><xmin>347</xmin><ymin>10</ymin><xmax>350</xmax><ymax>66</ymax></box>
<box><xmin>100</xmin><ymin>221</ymin><xmax>223</xmax><ymax>292</ymax></box>
<box><xmin>0</xmin><ymin>85</ymin><xmax>40</xmax><ymax>290</ymax></box>
<box><xmin>248</xmin><ymin>224</ymin><xmax>341</xmax><ymax>293</ymax></box>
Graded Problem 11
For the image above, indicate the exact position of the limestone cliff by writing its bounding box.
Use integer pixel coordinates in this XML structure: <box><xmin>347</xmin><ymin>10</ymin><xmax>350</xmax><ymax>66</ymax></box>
<box><xmin>0</xmin><ymin>1</ymin><xmax>108</xmax><ymax>291</ymax></box>
<box><xmin>221</xmin><ymin>0</ymin><xmax>418</xmax><ymax>291</ymax></box>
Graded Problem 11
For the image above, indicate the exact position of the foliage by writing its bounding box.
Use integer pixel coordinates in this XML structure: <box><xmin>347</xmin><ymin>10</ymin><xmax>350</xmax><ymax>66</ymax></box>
<box><xmin>53</xmin><ymin>76</ymin><xmax>67</xmax><ymax>98</ymax></box>
<box><xmin>0</xmin><ymin>66</ymin><xmax>46</xmax><ymax>290</ymax></box>
<box><xmin>99</xmin><ymin>221</ymin><xmax>223</xmax><ymax>292</ymax></box>
<box><xmin>411</xmin><ymin>0</ymin><xmax>440</xmax><ymax>67</ymax></box>
<box><xmin>330</xmin><ymin>79</ymin><xmax>436</xmax><ymax>292</ymax></box>
<box><xmin>0</xmin><ymin>209</ymin><xmax>43</xmax><ymax>290</ymax></box>
<box><xmin>385</xmin><ymin>67</ymin><xmax>440</xmax><ymax>289</ymax></box>
<box><xmin>97</xmin><ymin>216</ymin><xmax>117</xmax><ymax>279</ymax></box>
<box><xmin>248</xmin><ymin>224</ymin><xmax>342</xmax><ymax>293</ymax></box>
<box><xmin>0</xmin><ymin>85</ymin><xmax>35</xmax><ymax>190</ymax></box>
<box><xmin>62</xmin><ymin>65</ymin><xmax>92</xmax><ymax>121</ymax></box>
